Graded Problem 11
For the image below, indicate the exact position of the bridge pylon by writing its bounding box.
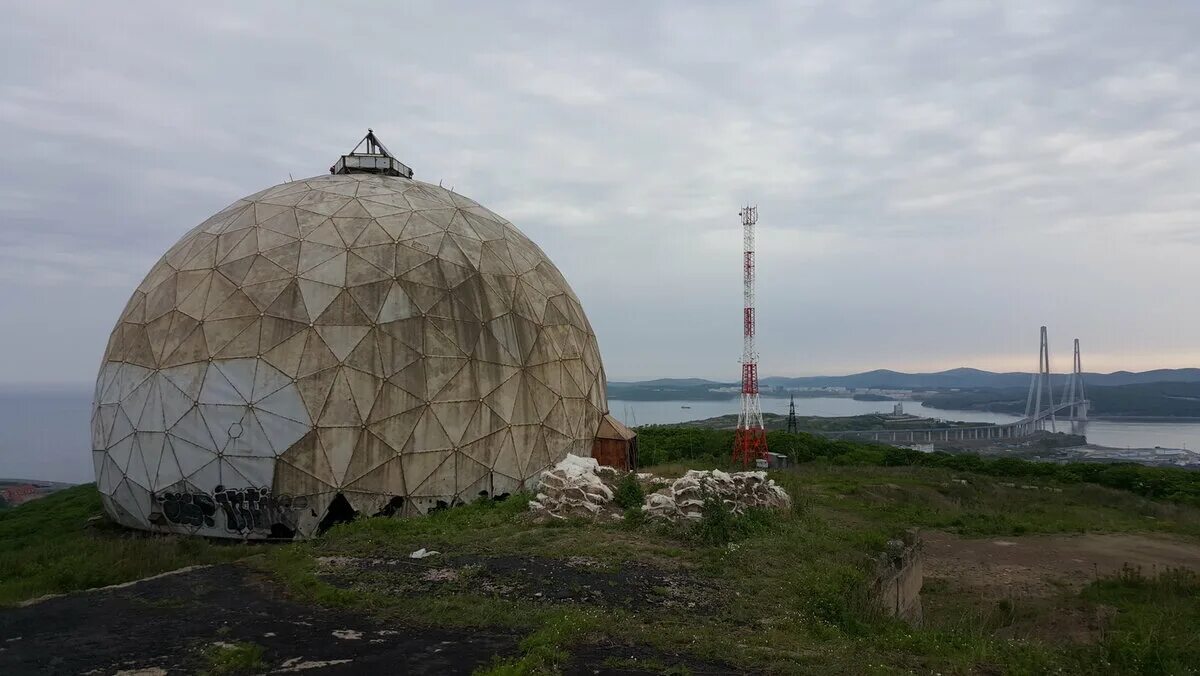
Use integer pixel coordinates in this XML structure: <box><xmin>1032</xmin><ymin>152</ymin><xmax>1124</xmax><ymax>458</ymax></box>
<box><xmin>1024</xmin><ymin>326</ymin><xmax>1056</xmax><ymax>432</ymax></box>
<box><xmin>1060</xmin><ymin>338</ymin><xmax>1088</xmax><ymax>421</ymax></box>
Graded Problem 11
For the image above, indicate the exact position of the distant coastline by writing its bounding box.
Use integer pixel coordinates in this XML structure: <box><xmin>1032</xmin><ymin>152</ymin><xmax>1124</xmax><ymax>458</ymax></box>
<box><xmin>609</xmin><ymin>370</ymin><xmax>1200</xmax><ymax>418</ymax></box>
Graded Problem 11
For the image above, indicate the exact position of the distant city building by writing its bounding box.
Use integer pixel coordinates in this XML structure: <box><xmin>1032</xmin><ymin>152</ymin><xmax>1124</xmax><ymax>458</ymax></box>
<box><xmin>1</xmin><ymin>485</ymin><xmax>37</xmax><ymax>506</ymax></box>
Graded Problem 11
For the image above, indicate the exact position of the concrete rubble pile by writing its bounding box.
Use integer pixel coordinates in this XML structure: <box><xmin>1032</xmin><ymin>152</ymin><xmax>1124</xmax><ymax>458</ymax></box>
<box><xmin>643</xmin><ymin>469</ymin><xmax>791</xmax><ymax>521</ymax></box>
<box><xmin>529</xmin><ymin>455</ymin><xmax>791</xmax><ymax>522</ymax></box>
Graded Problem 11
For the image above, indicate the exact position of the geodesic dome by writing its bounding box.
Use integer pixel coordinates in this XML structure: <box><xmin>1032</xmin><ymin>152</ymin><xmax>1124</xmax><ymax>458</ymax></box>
<box><xmin>91</xmin><ymin>141</ymin><xmax>609</xmax><ymax>539</ymax></box>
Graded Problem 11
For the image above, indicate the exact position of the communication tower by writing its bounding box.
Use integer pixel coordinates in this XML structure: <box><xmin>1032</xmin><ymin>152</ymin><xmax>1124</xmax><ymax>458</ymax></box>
<box><xmin>786</xmin><ymin>394</ymin><xmax>798</xmax><ymax>434</ymax></box>
<box><xmin>733</xmin><ymin>206</ymin><xmax>769</xmax><ymax>466</ymax></box>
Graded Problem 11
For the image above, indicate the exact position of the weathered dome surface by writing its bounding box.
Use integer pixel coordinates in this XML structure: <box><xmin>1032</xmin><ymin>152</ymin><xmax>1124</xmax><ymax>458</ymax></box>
<box><xmin>92</xmin><ymin>173</ymin><xmax>607</xmax><ymax>538</ymax></box>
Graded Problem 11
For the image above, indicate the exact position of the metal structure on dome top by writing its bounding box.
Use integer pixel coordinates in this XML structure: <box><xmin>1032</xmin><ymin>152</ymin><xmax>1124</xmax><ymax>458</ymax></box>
<box><xmin>733</xmin><ymin>205</ymin><xmax>769</xmax><ymax>467</ymax></box>
<box><xmin>786</xmin><ymin>394</ymin><xmax>798</xmax><ymax>434</ymax></box>
<box><xmin>330</xmin><ymin>128</ymin><xmax>414</xmax><ymax>179</ymax></box>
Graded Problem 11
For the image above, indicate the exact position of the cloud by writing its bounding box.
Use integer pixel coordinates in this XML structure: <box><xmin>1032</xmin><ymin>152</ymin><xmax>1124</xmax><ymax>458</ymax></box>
<box><xmin>0</xmin><ymin>0</ymin><xmax>1198</xmax><ymax>383</ymax></box>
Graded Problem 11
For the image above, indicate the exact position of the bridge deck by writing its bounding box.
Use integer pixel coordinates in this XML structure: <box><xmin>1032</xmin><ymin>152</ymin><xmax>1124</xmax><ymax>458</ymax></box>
<box><xmin>819</xmin><ymin>398</ymin><xmax>1088</xmax><ymax>443</ymax></box>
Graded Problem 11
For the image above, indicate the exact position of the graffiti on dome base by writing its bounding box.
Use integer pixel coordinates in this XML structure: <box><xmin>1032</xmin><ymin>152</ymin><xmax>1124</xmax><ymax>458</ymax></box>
<box><xmin>156</xmin><ymin>490</ymin><xmax>217</xmax><ymax>528</ymax></box>
<box><xmin>154</xmin><ymin>486</ymin><xmax>308</xmax><ymax>535</ymax></box>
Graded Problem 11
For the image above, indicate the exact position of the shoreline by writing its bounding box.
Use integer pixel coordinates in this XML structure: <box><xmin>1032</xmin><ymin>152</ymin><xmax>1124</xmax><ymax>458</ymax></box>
<box><xmin>917</xmin><ymin>407</ymin><xmax>1200</xmax><ymax>423</ymax></box>
<box><xmin>1090</xmin><ymin>415</ymin><xmax>1200</xmax><ymax>423</ymax></box>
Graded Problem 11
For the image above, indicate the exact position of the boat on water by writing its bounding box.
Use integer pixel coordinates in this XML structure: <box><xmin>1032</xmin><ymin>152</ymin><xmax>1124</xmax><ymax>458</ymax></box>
<box><xmin>681</xmin><ymin>405</ymin><xmax>692</xmax><ymax>409</ymax></box>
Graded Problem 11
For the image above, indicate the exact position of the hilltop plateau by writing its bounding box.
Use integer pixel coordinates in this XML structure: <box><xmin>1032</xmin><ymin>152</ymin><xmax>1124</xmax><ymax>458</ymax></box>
<box><xmin>3</xmin><ymin>430</ymin><xmax>1200</xmax><ymax>674</ymax></box>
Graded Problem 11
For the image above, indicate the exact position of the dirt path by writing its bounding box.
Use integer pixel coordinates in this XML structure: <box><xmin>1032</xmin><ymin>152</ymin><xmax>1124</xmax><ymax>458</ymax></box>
<box><xmin>922</xmin><ymin>531</ymin><xmax>1200</xmax><ymax>599</ymax></box>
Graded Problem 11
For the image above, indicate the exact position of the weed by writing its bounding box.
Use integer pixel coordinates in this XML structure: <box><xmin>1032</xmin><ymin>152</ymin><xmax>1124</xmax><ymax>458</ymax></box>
<box><xmin>690</xmin><ymin>498</ymin><xmax>780</xmax><ymax>547</ymax></box>
<box><xmin>1083</xmin><ymin>567</ymin><xmax>1200</xmax><ymax>674</ymax></box>
<box><xmin>199</xmin><ymin>641</ymin><xmax>265</xmax><ymax>675</ymax></box>
<box><xmin>474</xmin><ymin>610</ymin><xmax>602</xmax><ymax>675</ymax></box>
<box><xmin>613</xmin><ymin>473</ymin><xmax>646</xmax><ymax>510</ymax></box>
<box><xmin>693</xmin><ymin>497</ymin><xmax>734</xmax><ymax>546</ymax></box>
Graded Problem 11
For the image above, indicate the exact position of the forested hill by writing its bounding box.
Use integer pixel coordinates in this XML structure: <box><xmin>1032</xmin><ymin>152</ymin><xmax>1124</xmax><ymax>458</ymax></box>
<box><xmin>762</xmin><ymin>368</ymin><xmax>1200</xmax><ymax>390</ymax></box>
<box><xmin>608</xmin><ymin>368</ymin><xmax>1200</xmax><ymax>401</ymax></box>
<box><xmin>921</xmin><ymin>381</ymin><xmax>1200</xmax><ymax>418</ymax></box>
<box><xmin>607</xmin><ymin>379</ymin><xmax>734</xmax><ymax>401</ymax></box>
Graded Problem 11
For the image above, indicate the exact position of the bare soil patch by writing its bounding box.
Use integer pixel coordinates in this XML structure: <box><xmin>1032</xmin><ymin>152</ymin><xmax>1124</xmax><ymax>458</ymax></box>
<box><xmin>923</xmin><ymin>530</ymin><xmax>1200</xmax><ymax>599</ymax></box>
<box><xmin>921</xmin><ymin>530</ymin><xmax>1200</xmax><ymax>644</ymax></box>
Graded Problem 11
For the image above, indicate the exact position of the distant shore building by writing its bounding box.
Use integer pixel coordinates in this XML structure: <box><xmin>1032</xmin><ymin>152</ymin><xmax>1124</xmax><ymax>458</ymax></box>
<box><xmin>1</xmin><ymin>484</ymin><xmax>37</xmax><ymax>506</ymax></box>
<box><xmin>90</xmin><ymin>132</ymin><xmax>634</xmax><ymax>539</ymax></box>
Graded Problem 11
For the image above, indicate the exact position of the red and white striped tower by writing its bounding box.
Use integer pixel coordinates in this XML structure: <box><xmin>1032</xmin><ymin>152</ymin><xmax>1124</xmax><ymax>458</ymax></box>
<box><xmin>734</xmin><ymin>205</ymin><xmax>769</xmax><ymax>467</ymax></box>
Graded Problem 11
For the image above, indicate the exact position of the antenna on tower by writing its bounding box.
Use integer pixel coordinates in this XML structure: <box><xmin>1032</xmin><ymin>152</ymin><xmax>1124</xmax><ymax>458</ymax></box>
<box><xmin>733</xmin><ymin>205</ymin><xmax>769</xmax><ymax>467</ymax></box>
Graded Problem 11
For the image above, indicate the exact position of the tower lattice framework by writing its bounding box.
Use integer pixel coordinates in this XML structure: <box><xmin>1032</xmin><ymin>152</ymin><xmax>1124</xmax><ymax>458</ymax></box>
<box><xmin>734</xmin><ymin>205</ymin><xmax>769</xmax><ymax>466</ymax></box>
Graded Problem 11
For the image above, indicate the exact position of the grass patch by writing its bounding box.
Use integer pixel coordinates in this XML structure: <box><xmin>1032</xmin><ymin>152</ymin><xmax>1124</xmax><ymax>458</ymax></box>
<box><xmin>1084</xmin><ymin>566</ymin><xmax>1200</xmax><ymax>674</ymax></box>
<box><xmin>798</xmin><ymin>463</ymin><xmax>1200</xmax><ymax>539</ymax></box>
<box><xmin>0</xmin><ymin>484</ymin><xmax>250</xmax><ymax>606</ymax></box>
<box><xmin>199</xmin><ymin>641</ymin><xmax>265</xmax><ymax>675</ymax></box>
<box><xmin>474</xmin><ymin>609</ymin><xmax>605</xmax><ymax>675</ymax></box>
<box><xmin>691</xmin><ymin>498</ymin><xmax>780</xmax><ymax>546</ymax></box>
<box><xmin>5</xmin><ymin>456</ymin><xmax>1200</xmax><ymax>673</ymax></box>
<box><xmin>622</xmin><ymin>506</ymin><xmax>647</xmax><ymax>528</ymax></box>
<box><xmin>252</xmin><ymin>461</ymin><xmax>1200</xmax><ymax>673</ymax></box>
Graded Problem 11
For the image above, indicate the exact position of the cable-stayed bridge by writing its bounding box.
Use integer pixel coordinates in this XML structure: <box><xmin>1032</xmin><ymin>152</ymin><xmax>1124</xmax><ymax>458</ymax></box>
<box><xmin>820</xmin><ymin>327</ymin><xmax>1089</xmax><ymax>444</ymax></box>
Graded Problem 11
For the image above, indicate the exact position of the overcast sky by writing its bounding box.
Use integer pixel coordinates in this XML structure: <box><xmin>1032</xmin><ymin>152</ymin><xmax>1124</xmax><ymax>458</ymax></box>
<box><xmin>1</xmin><ymin>1</ymin><xmax>1197</xmax><ymax>385</ymax></box>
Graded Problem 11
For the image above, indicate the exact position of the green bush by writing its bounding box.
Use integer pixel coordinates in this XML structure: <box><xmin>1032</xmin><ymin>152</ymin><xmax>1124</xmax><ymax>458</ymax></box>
<box><xmin>691</xmin><ymin>498</ymin><xmax>780</xmax><ymax>546</ymax></box>
<box><xmin>694</xmin><ymin>496</ymin><xmax>735</xmax><ymax>546</ymax></box>
<box><xmin>612</xmin><ymin>473</ymin><xmax>645</xmax><ymax>510</ymax></box>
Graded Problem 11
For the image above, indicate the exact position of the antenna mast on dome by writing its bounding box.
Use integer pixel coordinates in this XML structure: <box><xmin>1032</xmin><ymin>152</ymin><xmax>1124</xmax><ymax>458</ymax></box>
<box><xmin>330</xmin><ymin>128</ymin><xmax>413</xmax><ymax>179</ymax></box>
